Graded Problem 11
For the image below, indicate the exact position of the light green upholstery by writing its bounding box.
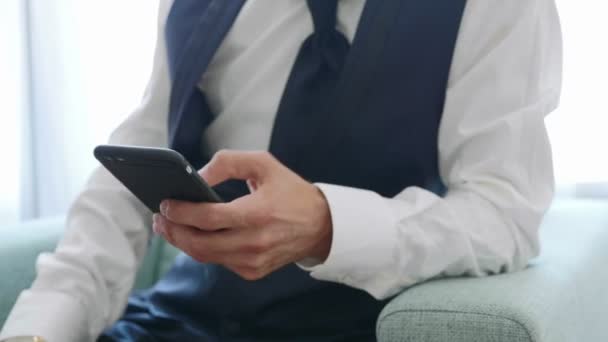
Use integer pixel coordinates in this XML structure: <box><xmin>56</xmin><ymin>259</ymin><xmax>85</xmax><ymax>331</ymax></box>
<box><xmin>0</xmin><ymin>218</ymin><xmax>65</xmax><ymax>326</ymax></box>
<box><xmin>1</xmin><ymin>200</ymin><xmax>607</xmax><ymax>341</ymax></box>
<box><xmin>377</xmin><ymin>200</ymin><xmax>608</xmax><ymax>341</ymax></box>
<box><xmin>0</xmin><ymin>218</ymin><xmax>180</xmax><ymax>326</ymax></box>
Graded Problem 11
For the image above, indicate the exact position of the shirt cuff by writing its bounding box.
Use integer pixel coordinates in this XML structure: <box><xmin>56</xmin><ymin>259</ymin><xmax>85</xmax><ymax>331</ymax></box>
<box><xmin>296</xmin><ymin>183</ymin><xmax>398</xmax><ymax>299</ymax></box>
<box><xmin>0</xmin><ymin>290</ymin><xmax>89</xmax><ymax>342</ymax></box>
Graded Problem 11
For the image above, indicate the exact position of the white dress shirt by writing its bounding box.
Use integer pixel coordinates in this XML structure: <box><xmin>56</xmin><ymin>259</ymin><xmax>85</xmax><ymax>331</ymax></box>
<box><xmin>1</xmin><ymin>0</ymin><xmax>562</xmax><ymax>341</ymax></box>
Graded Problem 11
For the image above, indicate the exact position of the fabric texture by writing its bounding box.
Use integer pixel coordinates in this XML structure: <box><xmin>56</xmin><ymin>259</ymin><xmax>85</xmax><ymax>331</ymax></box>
<box><xmin>194</xmin><ymin>0</ymin><xmax>563</xmax><ymax>299</ymax></box>
<box><xmin>2</xmin><ymin>200</ymin><xmax>608</xmax><ymax>341</ymax></box>
<box><xmin>268</xmin><ymin>0</ymin><xmax>350</xmax><ymax>165</ymax></box>
<box><xmin>376</xmin><ymin>199</ymin><xmax>608</xmax><ymax>342</ymax></box>
<box><xmin>0</xmin><ymin>1</ymin><xmax>563</xmax><ymax>340</ymax></box>
<box><xmin>110</xmin><ymin>0</ymin><xmax>459</xmax><ymax>339</ymax></box>
<box><xmin>0</xmin><ymin>216</ymin><xmax>179</xmax><ymax>329</ymax></box>
<box><xmin>0</xmin><ymin>217</ymin><xmax>64</xmax><ymax>326</ymax></box>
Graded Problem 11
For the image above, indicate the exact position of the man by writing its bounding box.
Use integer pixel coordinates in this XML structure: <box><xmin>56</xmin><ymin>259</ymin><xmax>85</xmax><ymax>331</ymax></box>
<box><xmin>1</xmin><ymin>0</ymin><xmax>562</xmax><ymax>341</ymax></box>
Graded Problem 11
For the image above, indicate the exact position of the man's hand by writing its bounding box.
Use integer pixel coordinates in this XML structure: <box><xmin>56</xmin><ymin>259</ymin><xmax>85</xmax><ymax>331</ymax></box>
<box><xmin>152</xmin><ymin>150</ymin><xmax>333</xmax><ymax>281</ymax></box>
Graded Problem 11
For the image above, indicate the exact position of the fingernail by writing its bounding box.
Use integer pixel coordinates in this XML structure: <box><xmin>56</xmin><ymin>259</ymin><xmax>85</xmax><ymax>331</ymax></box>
<box><xmin>152</xmin><ymin>214</ymin><xmax>162</xmax><ymax>235</ymax></box>
<box><xmin>160</xmin><ymin>201</ymin><xmax>168</xmax><ymax>215</ymax></box>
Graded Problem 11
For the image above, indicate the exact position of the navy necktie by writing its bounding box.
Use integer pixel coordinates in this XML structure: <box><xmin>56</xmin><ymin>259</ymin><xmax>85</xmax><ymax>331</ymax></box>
<box><xmin>269</xmin><ymin>0</ymin><xmax>350</xmax><ymax>170</ymax></box>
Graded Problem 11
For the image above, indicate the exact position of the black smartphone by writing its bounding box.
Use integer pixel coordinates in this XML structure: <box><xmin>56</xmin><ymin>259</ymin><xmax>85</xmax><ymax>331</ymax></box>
<box><xmin>94</xmin><ymin>144</ymin><xmax>222</xmax><ymax>213</ymax></box>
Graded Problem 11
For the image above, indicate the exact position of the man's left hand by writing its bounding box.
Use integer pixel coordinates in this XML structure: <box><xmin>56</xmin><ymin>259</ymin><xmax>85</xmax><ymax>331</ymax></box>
<box><xmin>153</xmin><ymin>150</ymin><xmax>332</xmax><ymax>280</ymax></box>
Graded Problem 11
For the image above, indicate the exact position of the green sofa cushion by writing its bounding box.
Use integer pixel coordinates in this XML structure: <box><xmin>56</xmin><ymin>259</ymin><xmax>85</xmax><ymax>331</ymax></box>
<box><xmin>0</xmin><ymin>218</ymin><xmax>178</xmax><ymax>325</ymax></box>
<box><xmin>134</xmin><ymin>235</ymin><xmax>180</xmax><ymax>289</ymax></box>
<box><xmin>0</xmin><ymin>217</ymin><xmax>65</xmax><ymax>325</ymax></box>
<box><xmin>2</xmin><ymin>199</ymin><xmax>608</xmax><ymax>342</ymax></box>
<box><xmin>376</xmin><ymin>200</ymin><xmax>608</xmax><ymax>342</ymax></box>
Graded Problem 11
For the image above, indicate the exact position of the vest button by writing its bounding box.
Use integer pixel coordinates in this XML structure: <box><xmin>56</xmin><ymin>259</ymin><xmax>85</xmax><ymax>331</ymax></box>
<box><xmin>221</xmin><ymin>319</ymin><xmax>241</xmax><ymax>335</ymax></box>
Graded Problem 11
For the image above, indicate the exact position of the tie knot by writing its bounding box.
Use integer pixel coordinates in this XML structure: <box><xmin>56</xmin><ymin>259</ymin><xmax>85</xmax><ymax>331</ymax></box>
<box><xmin>307</xmin><ymin>0</ymin><xmax>339</xmax><ymax>35</ymax></box>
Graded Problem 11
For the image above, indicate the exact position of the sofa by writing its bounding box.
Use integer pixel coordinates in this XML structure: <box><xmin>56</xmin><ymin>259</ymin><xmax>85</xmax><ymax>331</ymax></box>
<box><xmin>1</xmin><ymin>199</ymin><xmax>607</xmax><ymax>341</ymax></box>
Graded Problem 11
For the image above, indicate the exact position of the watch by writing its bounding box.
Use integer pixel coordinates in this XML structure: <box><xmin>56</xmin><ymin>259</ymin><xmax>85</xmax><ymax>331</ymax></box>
<box><xmin>0</xmin><ymin>337</ymin><xmax>46</xmax><ymax>342</ymax></box>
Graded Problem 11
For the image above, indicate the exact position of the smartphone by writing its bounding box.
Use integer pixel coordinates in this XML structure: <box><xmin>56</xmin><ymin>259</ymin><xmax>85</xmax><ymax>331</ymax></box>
<box><xmin>94</xmin><ymin>144</ymin><xmax>222</xmax><ymax>213</ymax></box>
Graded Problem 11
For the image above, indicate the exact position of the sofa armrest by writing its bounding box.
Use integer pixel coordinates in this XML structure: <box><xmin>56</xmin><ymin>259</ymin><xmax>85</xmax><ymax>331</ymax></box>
<box><xmin>377</xmin><ymin>199</ymin><xmax>608</xmax><ymax>342</ymax></box>
<box><xmin>0</xmin><ymin>217</ymin><xmax>65</xmax><ymax>325</ymax></box>
<box><xmin>0</xmin><ymin>217</ymin><xmax>166</xmax><ymax>327</ymax></box>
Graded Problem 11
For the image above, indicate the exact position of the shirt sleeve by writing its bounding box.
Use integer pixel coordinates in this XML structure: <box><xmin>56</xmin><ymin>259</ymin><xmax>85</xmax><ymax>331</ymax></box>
<box><xmin>299</xmin><ymin>0</ymin><xmax>563</xmax><ymax>300</ymax></box>
<box><xmin>0</xmin><ymin>1</ymin><xmax>174</xmax><ymax>341</ymax></box>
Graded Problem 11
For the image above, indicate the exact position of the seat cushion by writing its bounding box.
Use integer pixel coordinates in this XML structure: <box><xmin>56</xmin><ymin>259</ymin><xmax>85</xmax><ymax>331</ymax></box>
<box><xmin>376</xmin><ymin>199</ymin><xmax>608</xmax><ymax>342</ymax></box>
<box><xmin>0</xmin><ymin>217</ymin><xmax>65</xmax><ymax>325</ymax></box>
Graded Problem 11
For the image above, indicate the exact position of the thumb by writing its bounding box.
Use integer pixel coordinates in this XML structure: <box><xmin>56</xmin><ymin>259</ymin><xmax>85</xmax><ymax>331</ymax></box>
<box><xmin>199</xmin><ymin>150</ymin><xmax>272</xmax><ymax>186</ymax></box>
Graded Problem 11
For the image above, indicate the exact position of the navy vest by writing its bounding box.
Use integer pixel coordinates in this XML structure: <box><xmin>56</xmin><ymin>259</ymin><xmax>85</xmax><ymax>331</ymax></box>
<box><xmin>108</xmin><ymin>0</ymin><xmax>466</xmax><ymax>340</ymax></box>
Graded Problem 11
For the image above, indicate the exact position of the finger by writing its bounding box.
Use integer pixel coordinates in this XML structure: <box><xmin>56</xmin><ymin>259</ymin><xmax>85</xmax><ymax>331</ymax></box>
<box><xmin>161</xmin><ymin>199</ymin><xmax>243</xmax><ymax>230</ymax></box>
<box><xmin>194</xmin><ymin>228</ymin><xmax>255</xmax><ymax>255</ymax></box>
<box><xmin>156</xmin><ymin>214</ymin><xmax>285</xmax><ymax>280</ymax></box>
<box><xmin>155</xmin><ymin>215</ymin><xmax>222</xmax><ymax>263</ymax></box>
<box><xmin>199</xmin><ymin>150</ymin><xmax>275</xmax><ymax>186</ymax></box>
<box><xmin>158</xmin><ymin>215</ymin><xmax>269</xmax><ymax>265</ymax></box>
<box><xmin>225</xmin><ymin>251</ymin><xmax>286</xmax><ymax>281</ymax></box>
<box><xmin>246</xmin><ymin>179</ymin><xmax>258</xmax><ymax>193</ymax></box>
<box><xmin>154</xmin><ymin>214</ymin><xmax>198</xmax><ymax>250</ymax></box>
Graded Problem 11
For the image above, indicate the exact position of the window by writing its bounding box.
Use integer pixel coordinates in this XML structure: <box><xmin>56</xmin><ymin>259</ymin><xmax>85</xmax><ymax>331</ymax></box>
<box><xmin>0</xmin><ymin>1</ymin><xmax>27</xmax><ymax>223</ymax></box>
<box><xmin>0</xmin><ymin>1</ymin><xmax>606</xmax><ymax>224</ymax></box>
<box><xmin>0</xmin><ymin>0</ymin><xmax>158</xmax><ymax>223</ymax></box>
<box><xmin>547</xmin><ymin>1</ymin><xmax>608</xmax><ymax>187</ymax></box>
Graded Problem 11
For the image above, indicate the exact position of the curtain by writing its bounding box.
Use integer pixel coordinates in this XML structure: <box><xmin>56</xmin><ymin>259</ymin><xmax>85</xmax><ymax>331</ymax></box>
<box><xmin>1</xmin><ymin>0</ymin><xmax>159</xmax><ymax>223</ymax></box>
<box><xmin>0</xmin><ymin>0</ymin><xmax>606</xmax><ymax>224</ymax></box>
<box><xmin>545</xmin><ymin>1</ymin><xmax>608</xmax><ymax>196</ymax></box>
<box><xmin>0</xmin><ymin>0</ymin><xmax>28</xmax><ymax>223</ymax></box>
